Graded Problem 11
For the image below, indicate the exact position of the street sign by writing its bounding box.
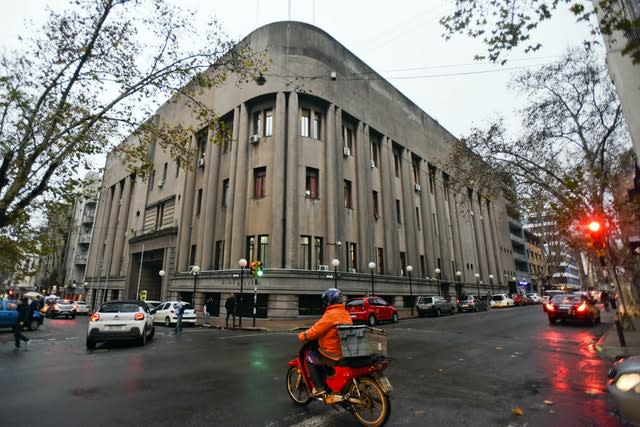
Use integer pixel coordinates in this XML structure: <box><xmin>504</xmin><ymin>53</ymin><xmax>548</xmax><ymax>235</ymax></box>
<box><xmin>615</xmin><ymin>266</ymin><xmax>625</xmax><ymax>276</ymax></box>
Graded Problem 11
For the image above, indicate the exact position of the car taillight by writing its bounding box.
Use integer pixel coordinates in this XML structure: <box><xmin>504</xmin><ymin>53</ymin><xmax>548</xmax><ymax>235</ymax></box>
<box><xmin>90</xmin><ymin>313</ymin><xmax>100</xmax><ymax>322</ymax></box>
<box><xmin>134</xmin><ymin>312</ymin><xmax>145</xmax><ymax>321</ymax></box>
<box><xmin>577</xmin><ymin>302</ymin><xmax>587</xmax><ymax>312</ymax></box>
<box><xmin>54</xmin><ymin>304</ymin><xmax>59</xmax><ymax>310</ymax></box>
<box><xmin>545</xmin><ymin>303</ymin><xmax>555</xmax><ymax>312</ymax></box>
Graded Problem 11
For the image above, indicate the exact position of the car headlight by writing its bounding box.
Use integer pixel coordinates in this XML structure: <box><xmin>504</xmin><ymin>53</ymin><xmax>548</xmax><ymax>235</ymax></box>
<box><xmin>614</xmin><ymin>373</ymin><xmax>640</xmax><ymax>393</ymax></box>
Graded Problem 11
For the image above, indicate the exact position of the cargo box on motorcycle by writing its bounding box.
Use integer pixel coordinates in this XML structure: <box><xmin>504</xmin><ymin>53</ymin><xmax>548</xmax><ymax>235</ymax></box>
<box><xmin>337</xmin><ymin>324</ymin><xmax>387</xmax><ymax>357</ymax></box>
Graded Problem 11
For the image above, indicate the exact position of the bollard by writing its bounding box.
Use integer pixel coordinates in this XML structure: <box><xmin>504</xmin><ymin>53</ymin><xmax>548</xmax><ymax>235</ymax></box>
<box><xmin>615</xmin><ymin>319</ymin><xmax>627</xmax><ymax>347</ymax></box>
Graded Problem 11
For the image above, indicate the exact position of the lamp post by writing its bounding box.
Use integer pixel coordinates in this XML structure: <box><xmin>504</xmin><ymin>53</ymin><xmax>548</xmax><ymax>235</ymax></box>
<box><xmin>191</xmin><ymin>265</ymin><xmax>200</xmax><ymax>308</ymax></box>
<box><xmin>475</xmin><ymin>273</ymin><xmax>480</xmax><ymax>297</ymax></box>
<box><xmin>455</xmin><ymin>271</ymin><xmax>462</xmax><ymax>298</ymax></box>
<box><xmin>435</xmin><ymin>268</ymin><xmax>441</xmax><ymax>295</ymax></box>
<box><xmin>368</xmin><ymin>261</ymin><xmax>376</xmax><ymax>295</ymax></box>
<box><xmin>238</xmin><ymin>259</ymin><xmax>247</xmax><ymax>327</ymax></box>
<box><xmin>406</xmin><ymin>265</ymin><xmax>414</xmax><ymax>315</ymax></box>
<box><xmin>489</xmin><ymin>274</ymin><xmax>494</xmax><ymax>293</ymax></box>
<box><xmin>83</xmin><ymin>282</ymin><xmax>88</xmax><ymax>301</ymax></box>
<box><xmin>158</xmin><ymin>270</ymin><xmax>165</xmax><ymax>301</ymax></box>
<box><xmin>331</xmin><ymin>258</ymin><xmax>340</xmax><ymax>288</ymax></box>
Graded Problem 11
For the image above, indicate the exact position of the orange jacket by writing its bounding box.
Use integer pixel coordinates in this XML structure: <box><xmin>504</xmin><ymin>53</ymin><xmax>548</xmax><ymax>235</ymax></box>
<box><xmin>297</xmin><ymin>303</ymin><xmax>353</xmax><ymax>360</ymax></box>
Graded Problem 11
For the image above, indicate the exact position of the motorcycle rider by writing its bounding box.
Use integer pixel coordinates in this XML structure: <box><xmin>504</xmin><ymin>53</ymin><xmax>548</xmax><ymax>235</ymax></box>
<box><xmin>297</xmin><ymin>288</ymin><xmax>352</xmax><ymax>399</ymax></box>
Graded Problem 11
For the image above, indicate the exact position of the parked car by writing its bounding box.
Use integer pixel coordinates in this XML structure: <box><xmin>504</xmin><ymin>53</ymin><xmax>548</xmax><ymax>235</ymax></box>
<box><xmin>527</xmin><ymin>293</ymin><xmax>541</xmax><ymax>304</ymax></box>
<box><xmin>415</xmin><ymin>295</ymin><xmax>455</xmax><ymax>317</ymax></box>
<box><xmin>491</xmin><ymin>294</ymin><xmax>515</xmax><ymax>308</ymax></box>
<box><xmin>345</xmin><ymin>296</ymin><xmax>399</xmax><ymax>326</ymax></box>
<box><xmin>42</xmin><ymin>298</ymin><xmax>77</xmax><ymax>319</ymax></box>
<box><xmin>152</xmin><ymin>300</ymin><xmax>197</xmax><ymax>327</ymax></box>
<box><xmin>546</xmin><ymin>294</ymin><xmax>601</xmax><ymax>325</ymax></box>
<box><xmin>86</xmin><ymin>300</ymin><xmax>155</xmax><ymax>349</ymax></box>
<box><xmin>0</xmin><ymin>299</ymin><xmax>19</xmax><ymax>329</ymax></box>
<box><xmin>143</xmin><ymin>300</ymin><xmax>162</xmax><ymax>312</ymax></box>
<box><xmin>457</xmin><ymin>295</ymin><xmax>487</xmax><ymax>312</ymax></box>
<box><xmin>512</xmin><ymin>294</ymin><xmax>526</xmax><ymax>306</ymax></box>
<box><xmin>73</xmin><ymin>301</ymin><xmax>90</xmax><ymax>315</ymax></box>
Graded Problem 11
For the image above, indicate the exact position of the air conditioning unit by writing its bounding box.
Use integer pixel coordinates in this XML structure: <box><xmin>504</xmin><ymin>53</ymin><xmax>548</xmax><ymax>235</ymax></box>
<box><xmin>249</xmin><ymin>134</ymin><xmax>260</xmax><ymax>144</ymax></box>
<box><xmin>370</xmin><ymin>160</ymin><xmax>376</xmax><ymax>168</ymax></box>
<box><xmin>198</xmin><ymin>157</ymin><xmax>205</xmax><ymax>167</ymax></box>
<box><xmin>348</xmin><ymin>268</ymin><xmax>357</xmax><ymax>273</ymax></box>
<box><xmin>343</xmin><ymin>146</ymin><xmax>351</xmax><ymax>157</ymax></box>
<box><xmin>157</xmin><ymin>180</ymin><xmax>164</xmax><ymax>188</ymax></box>
<box><xmin>317</xmin><ymin>265</ymin><xmax>329</xmax><ymax>271</ymax></box>
<box><xmin>414</xmin><ymin>184</ymin><xmax>421</xmax><ymax>192</ymax></box>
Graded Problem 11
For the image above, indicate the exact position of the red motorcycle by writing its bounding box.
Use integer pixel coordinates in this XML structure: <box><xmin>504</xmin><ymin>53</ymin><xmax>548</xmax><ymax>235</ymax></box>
<box><xmin>286</xmin><ymin>341</ymin><xmax>393</xmax><ymax>427</ymax></box>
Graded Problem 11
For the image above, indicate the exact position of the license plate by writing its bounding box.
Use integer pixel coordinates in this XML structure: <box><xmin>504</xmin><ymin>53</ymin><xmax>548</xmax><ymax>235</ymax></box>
<box><xmin>377</xmin><ymin>375</ymin><xmax>393</xmax><ymax>392</ymax></box>
<box><xmin>106</xmin><ymin>325</ymin><xmax>124</xmax><ymax>330</ymax></box>
<box><xmin>350</xmin><ymin>314</ymin><xmax>356</xmax><ymax>318</ymax></box>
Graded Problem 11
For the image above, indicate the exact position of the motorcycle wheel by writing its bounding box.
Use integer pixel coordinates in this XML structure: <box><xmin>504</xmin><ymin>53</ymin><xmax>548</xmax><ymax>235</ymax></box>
<box><xmin>286</xmin><ymin>366</ymin><xmax>311</xmax><ymax>406</ymax></box>
<box><xmin>348</xmin><ymin>376</ymin><xmax>391</xmax><ymax>427</ymax></box>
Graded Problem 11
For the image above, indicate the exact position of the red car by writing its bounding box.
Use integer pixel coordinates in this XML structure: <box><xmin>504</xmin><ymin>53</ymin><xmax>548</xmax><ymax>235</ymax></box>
<box><xmin>512</xmin><ymin>294</ymin><xmax>526</xmax><ymax>306</ymax></box>
<box><xmin>345</xmin><ymin>296</ymin><xmax>399</xmax><ymax>326</ymax></box>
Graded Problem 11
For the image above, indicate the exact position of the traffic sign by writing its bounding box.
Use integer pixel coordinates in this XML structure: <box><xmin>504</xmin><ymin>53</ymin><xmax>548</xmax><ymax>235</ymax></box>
<box><xmin>615</xmin><ymin>266</ymin><xmax>625</xmax><ymax>276</ymax></box>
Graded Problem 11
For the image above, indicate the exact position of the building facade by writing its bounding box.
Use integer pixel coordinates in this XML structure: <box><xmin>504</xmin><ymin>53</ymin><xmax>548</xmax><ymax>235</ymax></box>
<box><xmin>85</xmin><ymin>22</ymin><xmax>515</xmax><ymax>317</ymax></box>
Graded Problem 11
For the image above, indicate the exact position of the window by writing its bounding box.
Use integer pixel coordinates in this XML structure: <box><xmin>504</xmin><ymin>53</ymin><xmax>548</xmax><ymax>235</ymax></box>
<box><xmin>306</xmin><ymin>168</ymin><xmax>319</xmax><ymax>199</ymax></box>
<box><xmin>176</xmin><ymin>160</ymin><xmax>180</xmax><ymax>177</ymax></box>
<box><xmin>416</xmin><ymin>207</ymin><xmax>421</xmax><ymax>229</ymax></box>
<box><xmin>396</xmin><ymin>199</ymin><xmax>401</xmax><ymax>224</ymax></box>
<box><xmin>258</xmin><ymin>235</ymin><xmax>269</xmax><ymax>264</ymax></box>
<box><xmin>264</xmin><ymin>109</ymin><xmax>273</xmax><ymax>137</ymax></box>
<box><xmin>344</xmin><ymin>180</ymin><xmax>353</xmax><ymax>209</ymax></box>
<box><xmin>412</xmin><ymin>160</ymin><xmax>420</xmax><ymax>184</ymax></box>
<box><xmin>222</xmin><ymin>179</ymin><xmax>229</xmax><ymax>208</ymax></box>
<box><xmin>253</xmin><ymin>111</ymin><xmax>262</xmax><ymax>136</ymax></box>
<box><xmin>214</xmin><ymin>240</ymin><xmax>224</xmax><ymax>270</ymax></box>
<box><xmin>246</xmin><ymin>236</ymin><xmax>255</xmax><ymax>261</ymax></box>
<box><xmin>372</xmin><ymin>191</ymin><xmax>380</xmax><ymax>220</ymax></box>
<box><xmin>148</xmin><ymin>169</ymin><xmax>155</xmax><ymax>191</ymax></box>
<box><xmin>155</xmin><ymin>203</ymin><xmax>164</xmax><ymax>230</ymax></box>
<box><xmin>189</xmin><ymin>244</ymin><xmax>197</xmax><ymax>267</ymax></box>
<box><xmin>221</xmin><ymin>117</ymin><xmax>233</xmax><ymax>153</ymax></box>
<box><xmin>400</xmin><ymin>252</ymin><xmax>407</xmax><ymax>275</ymax></box>
<box><xmin>312</xmin><ymin>112</ymin><xmax>321</xmax><ymax>139</ymax></box>
<box><xmin>393</xmin><ymin>152</ymin><xmax>400</xmax><ymax>178</ymax></box>
<box><xmin>254</xmin><ymin>167</ymin><xmax>266</xmax><ymax>198</ymax></box>
<box><xmin>428</xmin><ymin>164</ymin><xmax>437</xmax><ymax>193</ymax></box>
<box><xmin>162</xmin><ymin>162</ymin><xmax>168</xmax><ymax>183</ymax></box>
<box><xmin>314</xmin><ymin>237</ymin><xmax>323</xmax><ymax>268</ymax></box>
<box><xmin>300</xmin><ymin>236</ymin><xmax>311</xmax><ymax>269</ymax></box>
<box><xmin>443</xmin><ymin>173</ymin><xmax>450</xmax><ymax>199</ymax></box>
<box><xmin>196</xmin><ymin>127</ymin><xmax>208</xmax><ymax>164</ymax></box>
<box><xmin>196</xmin><ymin>189</ymin><xmax>203</xmax><ymax>216</ymax></box>
<box><xmin>343</xmin><ymin>126</ymin><xmax>354</xmax><ymax>152</ymax></box>
<box><xmin>301</xmin><ymin>109</ymin><xmax>310</xmax><ymax>137</ymax></box>
<box><xmin>370</xmin><ymin>140</ymin><xmax>380</xmax><ymax>167</ymax></box>
<box><xmin>348</xmin><ymin>242</ymin><xmax>357</xmax><ymax>271</ymax></box>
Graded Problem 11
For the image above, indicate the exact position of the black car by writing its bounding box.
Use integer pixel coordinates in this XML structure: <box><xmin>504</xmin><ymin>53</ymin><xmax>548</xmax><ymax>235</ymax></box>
<box><xmin>457</xmin><ymin>295</ymin><xmax>488</xmax><ymax>312</ymax></box>
<box><xmin>546</xmin><ymin>294</ymin><xmax>600</xmax><ymax>325</ymax></box>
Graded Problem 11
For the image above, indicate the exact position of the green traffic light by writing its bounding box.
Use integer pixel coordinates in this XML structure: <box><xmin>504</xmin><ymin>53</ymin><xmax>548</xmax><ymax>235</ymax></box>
<box><xmin>257</xmin><ymin>269</ymin><xmax>264</xmax><ymax>277</ymax></box>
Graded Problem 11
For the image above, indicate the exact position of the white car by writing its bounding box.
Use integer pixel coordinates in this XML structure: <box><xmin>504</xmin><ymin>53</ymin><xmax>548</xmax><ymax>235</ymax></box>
<box><xmin>152</xmin><ymin>301</ymin><xmax>197</xmax><ymax>327</ymax></box>
<box><xmin>73</xmin><ymin>301</ymin><xmax>90</xmax><ymax>314</ymax></box>
<box><xmin>86</xmin><ymin>300</ymin><xmax>155</xmax><ymax>350</ymax></box>
<box><xmin>491</xmin><ymin>293</ymin><xmax>515</xmax><ymax>308</ymax></box>
<box><xmin>526</xmin><ymin>293</ymin><xmax>541</xmax><ymax>304</ymax></box>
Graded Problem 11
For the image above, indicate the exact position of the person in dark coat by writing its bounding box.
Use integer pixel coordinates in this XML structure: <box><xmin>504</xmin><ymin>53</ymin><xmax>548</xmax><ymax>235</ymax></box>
<box><xmin>14</xmin><ymin>297</ymin><xmax>31</xmax><ymax>350</ymax></box>
<box><xmin>225</xmin><ymin>294</ymin><xmax>236</xmax><ymax>328</ymax></box>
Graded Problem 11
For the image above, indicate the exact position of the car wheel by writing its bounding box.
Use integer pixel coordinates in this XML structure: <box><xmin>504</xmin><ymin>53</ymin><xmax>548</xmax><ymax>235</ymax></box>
<box><xmin>368</xmin><ymin>315</ymin><xmax>376</xmax><ymax>326</ymax></box>
<box><xmin>138</xmin><ymin>328</ymin><xmax>147</xmax><ymax>346</ymax></box>
<box><xmin>436</xmin><ymin>308</ymin><xmax>441</xmax><ymax>317</ymax></box>
<box><xmin>548</xmin><ymin>317</ymin><xmax>556</xmax><ymax>325</ymax></box>
<box><xmin>86</xmin><ymin>337</ymin><xmax>96</xmax><ymax>350</ymax></box>
<box><xmin>148</xmin><ymin>326</ymin><xmax>155</xmax><ymax>340</ymax></box>
<box><xmin>164</xmin><ymin>317</ymin><xmax>172</xmax><ymax>327</ymax></box>
<box><xmin>392</xmin><ymin>313</ymin><xmax>399</xmax><ymax>323</ymax></box>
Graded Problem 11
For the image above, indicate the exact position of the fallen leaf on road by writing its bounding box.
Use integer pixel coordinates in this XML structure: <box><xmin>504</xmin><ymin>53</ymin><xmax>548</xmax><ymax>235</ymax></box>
<box><xmin>544</xmin><ymin>400</ymin><xmax>553</xmax><ymax>405</ymax></box>
<box><xmin>496</xmin><ymin>346</ymin><xmax>503</xmax><ymax>350</ymax></box>
<box><xmin>512</xmin><ymin>407</ymin><xmax>524</xmax><ymax>416</ymax></box>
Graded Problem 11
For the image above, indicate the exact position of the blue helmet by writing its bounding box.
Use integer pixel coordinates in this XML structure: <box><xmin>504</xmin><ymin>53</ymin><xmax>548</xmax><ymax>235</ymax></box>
<box><xmin>322</xmin><ymin>288</ymin><xmax>343</xmax><ymax>307</ymax></box>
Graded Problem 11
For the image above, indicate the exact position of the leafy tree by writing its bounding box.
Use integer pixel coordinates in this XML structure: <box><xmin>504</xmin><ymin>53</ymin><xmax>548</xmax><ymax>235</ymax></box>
<box><xmin>0</xmin><ymin>0</ymin><xmax>266</xmax><ymax>243</ymax></box>
<box><xmin>440</xmin><ymin>0</ymin><xmax>640</xmax><ymax>64</ymax></box>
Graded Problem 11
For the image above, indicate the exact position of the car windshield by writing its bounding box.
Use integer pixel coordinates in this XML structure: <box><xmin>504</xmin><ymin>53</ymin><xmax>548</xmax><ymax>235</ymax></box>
<box><xmin>492</xmin><ymin>295</ymin><xmax>504</xmax><ymax>301</ymax></box>
<box><xmin>346</xmin><ymin>299</ymin><xmax>364</xmax><ymax>307</ymax></box>
<box><xmin>100</xmin><ymin>303</ymin><xmax>139</xmax><ymax>313</ymax></box>
<box><xmin>551</xmin><ymin>295</ymin><xmax>583</xmax><ymax>304</ymax></box>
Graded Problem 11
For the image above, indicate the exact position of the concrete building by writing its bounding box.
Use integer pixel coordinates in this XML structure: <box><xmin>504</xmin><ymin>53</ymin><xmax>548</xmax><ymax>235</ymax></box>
<box><xmin>85</xmin><ymin>22</ymin><xmax>515</xmax><ymax>318</ymax></box>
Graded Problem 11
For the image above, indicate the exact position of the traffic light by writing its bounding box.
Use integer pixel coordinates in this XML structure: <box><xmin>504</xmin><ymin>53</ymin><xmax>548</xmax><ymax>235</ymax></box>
<box><xmin>249</xmin><ymin>261</ymin><xmax>264</xmax><ymax>278</ymax></box>
<box><xmin>256</xmin><ymin>261</ymin><xmax>264</xmax><ymax>278</ymax></box>
<box><xmin>583</xmin><ymin>217</ymin><xmax>607</xmax><ymax>250</ymax></box>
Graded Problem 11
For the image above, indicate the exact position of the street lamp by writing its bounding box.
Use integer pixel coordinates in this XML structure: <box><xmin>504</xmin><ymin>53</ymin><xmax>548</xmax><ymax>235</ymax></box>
<box><xmin>406</xmin><ymin>265</ymin><xmax>413</xmax><ymax>315</ymax></box>
<box><xmin>368</xmin><ymin>261</ymin><xmax>376</xmax><ymax>295</ymax></box>
<box><xmin>489</xmin><ymin>274</ymin><xmax>494</xmax><ymax>293</ymax></box>
<box><xmin>191</xmin><ymin>265</ymin><xmax>200</xmax><ymax>308</ymax></box>
<box><xmin>331</xmin><ymin>258</ymin><xmax>340</xmax><ymax>288</ymax></box>
<box><xmin>238</xmin><ymin>259</ymin><xmax>247</xmax><ymax>327</ymax></box>
<box><xmin>158</xmin><ymin>270</ymin><xmax>165</xmax><ymax>301</ymax></box>
<box><xmin>434</xmin><ymin>268</ymin><xmax>441</xmax><ymax>295</ymax></box>
<box><xmin>455</xmin><ymin>271</ymin><xmax>462</xmax><ymax>298</ymax></box>
<box><xmin>475</xmin><ymin>273</ymin><xmax>480</xmax><ymax>297</ymax></box>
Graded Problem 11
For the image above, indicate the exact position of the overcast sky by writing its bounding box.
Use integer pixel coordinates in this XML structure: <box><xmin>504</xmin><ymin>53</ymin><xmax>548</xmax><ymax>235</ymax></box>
<box><xmin>0</xmin><ymin>0</ymin><xmax>598</xmax><ymax>140</ymax></box>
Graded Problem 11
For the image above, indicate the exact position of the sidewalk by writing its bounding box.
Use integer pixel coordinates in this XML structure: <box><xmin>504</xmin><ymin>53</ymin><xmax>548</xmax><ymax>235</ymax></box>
<box><xmin>595</xmin><ymin>306</ymin><xmax>640</xmax><ymax>361</ymax></box>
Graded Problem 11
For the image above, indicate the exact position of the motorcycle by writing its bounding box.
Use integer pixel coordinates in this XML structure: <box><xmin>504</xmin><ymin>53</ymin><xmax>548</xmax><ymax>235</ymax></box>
<box><xmin>286</xmin><ymin>341</ymin><xmax>393</xmax><ymax>427</ymax></box>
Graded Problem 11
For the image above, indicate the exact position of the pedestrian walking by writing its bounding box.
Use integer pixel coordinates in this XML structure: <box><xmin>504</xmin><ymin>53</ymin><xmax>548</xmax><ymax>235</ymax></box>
<box><xmin>205</xmin><ymin>297</ymin><xmax>215</xmax><ymax>325</ymax></box>
<box><xmin>225</xmin><ymin>294</ymin><xmax>237</xmax><ymax>328</ymax></box>
<box><xmin>14</xmin><ymin>297</ymin><xmax>31</xmax><ymax>350</ymax></box>
<box><xmin>175</xmin><ymin>296</ymin><xmax>186</xmax><ymax>332</ymax></box>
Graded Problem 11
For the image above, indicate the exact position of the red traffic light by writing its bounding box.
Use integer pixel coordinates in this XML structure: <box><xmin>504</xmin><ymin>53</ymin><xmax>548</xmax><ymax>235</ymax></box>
<box><xmin>587</xmin><ymin>221</ymin><xmax>601</xmax><ymax>233</ymax></box>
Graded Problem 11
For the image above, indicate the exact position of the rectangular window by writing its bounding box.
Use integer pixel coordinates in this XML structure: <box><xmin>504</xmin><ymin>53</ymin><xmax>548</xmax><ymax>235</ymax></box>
<box><xmin>416</xmin><ymin>207</ymin><xmax>421</xmax><ymax>229</ymax></box>
<box><xmin>222</xmin><ymin>117</ymin><xmax>233</xmax><ymax>153</ymax></box>
<box><xmin>370</xmin><ymin>140</ymin><xmax>379</xmax><ymax>167</ymax></box>
<box><xmin>428</xmin><ymin>164</ymin><xmax>436</xmax><ymax>194</ymax></box>
<box><xmin>396</xmin><ymin>199</ymin><xmax>401</xmax><ymax>224</ymax></box>
<box><xmin>314</xmin><ymin>237</ymin><xmax>323</xmax><ymax>268</ymax></box>
<box><xmin>344</xmin><ymin>180</ymin><xmax>353</xmax><ymax>209</ymax></box>
<box><xmin>420</xmin><ymin>255</ymin><xmax>426</xmax><ymax>278</ymax></box>
<box><xmin>372</xmin><ymin>191</ymin><xmax>380</xmax><ymax>220</ymax></box>
<box><xmin>214</xmin><ymin>240</ymin><xmax>224</xmax><ymax>270</ymax></box>
<box><xmin>264</xmin><ymin>109</ymin><xmax>273</xmax><ymax>137</ymax></box>
<box><xmin>343</xmin><ymin>126</ymin><xmax>354</xmax><ymax>152</ymax></box>
<box><xmin>253</xmin><ymin>111</ymin><xmax>262</xmax><ymax>136</ymax></box>
<box><xmin>377</xmin><ymin>248</ymin><xmax>385</xmax><ymax>275</ymax></box>
<box><xmin>222</xmin><ymin>179</ymin><xmax>229</xmax><ymax>208</ymax></box>
<box><xmin>412</xmin><ymin>161</ymin><xmax>420</xmax><ymax>184</ymax></box>
<box><xmin>196</xmin><ymin>127</ymin><xmax>208</xmax><ymax>162</ymax></box>
<box><xmin>176</xmin><ymin>160</ymin><xmax>180</xmax><ymax>177</ymax></box>
<box><xmin>254</xmin><ymin>167</ymin><xmax>266</xmax><ymax>198</ymax></box>
<box><xmin>349</xmin><ymin>242</ymin><xmax>357</xmax><ymax>271</ymax></box>
<box><xmin>189</xmin><ymin>244</ymin><xmax>197</xmax><ymax>268</ymax></box>
<box><xmin>393</xmin><ymin>152</ymin><xmax>400</xmax><ymax>178</ymax></box>
<box><xmin>155</xmin><ymin>203</ymin><xmax>164</xmax><ymax>231</ymax></box>
<box><xmin>301</xmin><ymin>109</ymin><xmax>310</xmax><ymax>137</ymax></box>
<box><xmin>306</xmin><ymin>167</ymin><xmax>319</xmax><ymax>199</ymax></box>
<box><xmin>312</xmin><ymin>112</ymin><xmax>321</xmax><ymax>139</ymax></box>
<box><xmin>162</xmin><ymin>162</ymin><xmax>168</xmax><ymax>182</ymax></box>
<box><xmin>258</xmin><ymin>235</ymin><xmax>269</xmax><ymax>265</ymax></box>
<box><xmin>149</xmin><ymin>169</ymin><xmax>155</xmax><ymax>192</ymax></box>
<box><xmin>300</xmin><ymin>235</ymin><xmax>311</xmax><ymax>269</ymax></box>
<box><xmin>246</xmin><ymin>236</ymin><xmax>255</xmax><ymax>262</ymax></box>
<box><xmin>196</xmin><ymin>188</ymin><xmax>203</xmax><ymax>216</ymax></box>
<box><xmin>443</xmin><ymin>173</ymin><xmax>450</xmax><ymax>199</ymax></box>
<box><xmin>400</xmin><ymin>252</ymin><xmax>407</xmax><ymax>276</ymax></box>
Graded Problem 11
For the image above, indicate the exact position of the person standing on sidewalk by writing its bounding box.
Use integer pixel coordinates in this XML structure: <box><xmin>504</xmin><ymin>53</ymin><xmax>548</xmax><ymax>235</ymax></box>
<box><xmin>175</xmin><ymin>296</ymin><xmax>186</xmax><ymax>332</ymax></box>
<box><xmin>204</xmin><ymin>297</ymin><xmax>215</xmax><ymax>325</ymax></box>
<box><xmin>225</xmin><ymin>294</ymin><xmax>237</xmax><ymax>328</ymax></box>
<box><xmin>14</xmin><ymin>297</ymin><xmax>31</xmax><ymax>350</ymax></box>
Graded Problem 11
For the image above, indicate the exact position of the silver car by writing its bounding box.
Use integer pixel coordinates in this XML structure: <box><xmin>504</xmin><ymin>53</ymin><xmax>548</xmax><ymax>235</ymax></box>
<box><xmin>608</xmin><ymin>356</ymin><xmax>640</xmax><ymax>425</ymax></box>
<box><xmin>86</xmin><ymin>300</ymin><xmax>155</xmax><ymax>350</ymax></box>
<box><xmin>416</xmin><ymin>295</ymin><xmax>455</xmax><ymax>317</ymax></box>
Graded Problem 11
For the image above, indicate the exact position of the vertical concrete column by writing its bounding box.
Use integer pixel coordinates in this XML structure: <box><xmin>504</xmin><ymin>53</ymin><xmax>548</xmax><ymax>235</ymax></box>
<box><xmin>229</xmin><ymin>103</ymin><xmax>250</xmax><ymax>266</ymax></box>
<box><xmin>419</xmin><ymin>163</ymin><xmax>433</xmax><ymax>274</ymax></box>
<box><xmin>112</xmin><ymin>177</ymin><xmax>132</xmax><ymax>275</ymax></box>
<box><xmin>103</xmin><ymin>184</ymin><xmax>122</xmax><ymax>277</ymax></box>
<box><xmin>270</xmin><ymin>92</ymin><xmax>287</xmax><ymax>268</ymax></box>
<box><xmin>356</xmin><ymin>123</ymin><xmax>373</xmax><ymax>269</ymax></box>
<box><xmin>467</xmin><ymin>189</ymin><xmax>483</xmax><ymax>277</ymax></box>
<box><xmin>89</xmin><ymin>186</ymin><xmax>111</xmax><ymax>278</ymax></box>
<box><xmin>223</xmin><ymin>106</ymin><xmax>241</xmax><ymax>269</ymax></box>
<box><xmin>324</xmin><ymin>105</ymin><xmax>339</xmax><ymax>261</ymax></box>
<box><xmin>176</xmin><ymin>135</ymin><xmax>198</xmax><ymax>272</ymax></box>
<box><xmin>379</xmin><ymin>137</ymin><xmax>397</xmax><ymax>274</ymax></box>
<box><xmin>284</xmin><ymin>92</ymin><xmax>299</xmax><ymax>268</ymax></box>
<box><xmin>199</xmin><ymin>125</ymin><xmax>222</xmax><ymax>270</ymax></box>
<box><xmin>400</xmin><ymin>148</ymin><xmax>418</xmax><ymax>269</ymax></box>
<box><xmin>486</xmin><ymin>200</ymin><xmax>503</xmax><ymax>284</ymax></box>
<box><xmin>433</xmin><ymin>169</ymin><xmax>450</xmax><ymax>278</ymax></box>
<box><xmin>478</xmin><ymin>197</ymin><xmax>492</xmax><ymax>280</ymax></box>
<box><xmin>449</xmin><ymin>192</ymin><xmax>465</xmax><ymax>276</ymax></box>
